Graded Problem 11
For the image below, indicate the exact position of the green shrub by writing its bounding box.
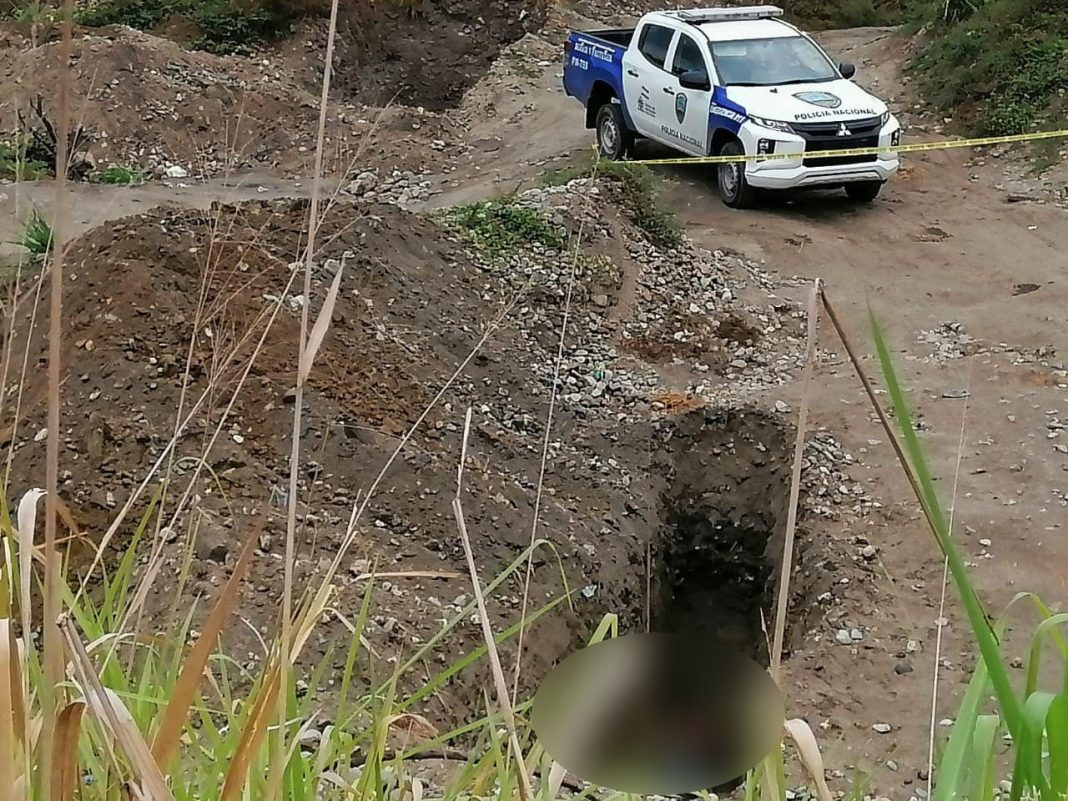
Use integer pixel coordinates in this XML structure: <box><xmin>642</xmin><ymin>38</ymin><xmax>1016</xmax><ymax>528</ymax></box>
<box><xmin>443</xmin><ymin>198</ymin><xmax>567</xmax><ymax>260</ymax></box>
<box><xmin>93</xmin><ymin>164</ymin><xmax>147</xmax><ymax>185</ymax></box>
<box><xmin>16</xmin><ymin>209</ymin><xmax>54</xmax><ymax>256</ymax></box>
<box><xmin>75</xmin><ymin>0</ymin><xmax>303</xmax><ymax>54</ymax></box>
<box><xmin>910</xmin><ymin>0</ymin><xmax>1068</xmax><ymax>134</ymax></box>
<box><xmin>0</xmin><ymin>137</ymin><xmax>51</xmax><ymax>181</ymax></box>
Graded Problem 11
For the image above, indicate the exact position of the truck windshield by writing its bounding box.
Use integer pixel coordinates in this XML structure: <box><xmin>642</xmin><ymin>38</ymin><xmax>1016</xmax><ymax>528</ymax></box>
<box><xmin>710</xmin><ymin>36</ymin><xmax>838</xmax><ymax>86</ymax></box>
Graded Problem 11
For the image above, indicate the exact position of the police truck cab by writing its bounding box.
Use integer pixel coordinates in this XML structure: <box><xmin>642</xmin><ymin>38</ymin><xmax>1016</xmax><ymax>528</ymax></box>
<box><xmin>562</xmin><ymin>5</ymin><xmax>902</xmax><ymax>208</ymax></box>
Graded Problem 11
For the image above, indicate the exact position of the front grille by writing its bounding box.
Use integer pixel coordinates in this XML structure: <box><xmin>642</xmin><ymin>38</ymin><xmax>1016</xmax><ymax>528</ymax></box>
<box><xmin>792</xmin><ymin>116</ymin><xmax>882</xmax><ymax>137</ymax></box>
<box><xmin>791</xmin><ymin>117</ymin><xmax>883</xmax><ymax>167</ymax></box>
<box><xmin>803</xmin><ymin>135</ymin><xmax>879</xmax><ymax>167</ymax></box>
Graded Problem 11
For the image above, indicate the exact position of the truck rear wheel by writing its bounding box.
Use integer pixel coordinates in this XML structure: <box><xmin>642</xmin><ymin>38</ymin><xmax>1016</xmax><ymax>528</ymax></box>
<box><xmin>596</xmin><ymin>103</ymin><xmax>632</xmax><ymax>161</ymax></box>
<box><xmin>845</xmin><ymin>181</ymin><xmax>884</xmax><ymax>202</ymax></box>
<box><xmin>717</xmin><ymin>140</ymin><xmax>758</xmax><ymax>209</ymax></box>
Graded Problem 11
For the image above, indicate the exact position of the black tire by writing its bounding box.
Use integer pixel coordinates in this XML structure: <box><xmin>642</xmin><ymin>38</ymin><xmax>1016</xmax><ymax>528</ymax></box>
<box><xmin>595</xmin><ymin>103</ymin><xmax>633</xmax><ymax>161</ymax></box>
<box><xmin>845</xmin><ymin>180</ymin><xmax>884</xmax><ymax>202</ymax></box>
<box><xmin>716</xmin><ymin>140</ymin><xmax>759</xmax><ymax>209</ymax></box>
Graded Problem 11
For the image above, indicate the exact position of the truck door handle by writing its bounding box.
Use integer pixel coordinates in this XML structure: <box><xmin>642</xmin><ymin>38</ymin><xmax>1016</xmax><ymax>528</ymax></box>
<box><xmin>662</xmin><ymin>87</ymin><xmax>675</xmax><ymax>95</ymax></box>
<box><xmin>626</xmin><ymin>69</ymin><xmax>639</xmax><ymax>77</ymax></box>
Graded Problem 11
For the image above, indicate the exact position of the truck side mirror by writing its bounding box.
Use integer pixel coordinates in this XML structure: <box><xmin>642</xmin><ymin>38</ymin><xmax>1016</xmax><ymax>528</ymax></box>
<box><xmin>839</xmin><ymin>62</ymin><xmax>856</xmax><ymax>79</ymax></box>
<box><xmin>679</xmin><ymin>69</ymin><xmax>711</xmax><ymax>90</ymax></box>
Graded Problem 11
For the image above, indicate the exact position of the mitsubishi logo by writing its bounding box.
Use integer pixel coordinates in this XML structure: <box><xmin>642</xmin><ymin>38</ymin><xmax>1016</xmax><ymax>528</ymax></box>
<box><xmin>836</xmin><ymin>123</ymin><xmax>852</xmax><ymax>137</ymax></box>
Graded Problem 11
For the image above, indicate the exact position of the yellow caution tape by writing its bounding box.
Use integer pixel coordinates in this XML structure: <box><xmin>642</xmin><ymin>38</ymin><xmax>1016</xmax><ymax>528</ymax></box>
<box><xmin>603</xmin><ymin>128</ymin><xmax>1068</xmax><ymax>166</ymax></box>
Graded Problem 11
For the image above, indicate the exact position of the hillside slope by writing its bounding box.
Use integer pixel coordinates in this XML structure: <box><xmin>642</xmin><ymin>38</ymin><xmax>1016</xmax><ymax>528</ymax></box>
<box><xmin>910</xmin><ymin>0</ymin><xmax>1068</xmax><ymax>135</ymax></box>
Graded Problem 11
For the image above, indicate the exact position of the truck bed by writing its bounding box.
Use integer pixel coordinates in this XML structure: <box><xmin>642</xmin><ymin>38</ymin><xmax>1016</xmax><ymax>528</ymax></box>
<box><xmin>578</xmin><ymin>28</ymin><xmax>634</xmax><ymax>47</ymax></box>
<box><xmin>563</xmin><ymin>27</ymin><xmax>635</xmax><ymax>125</ymax></box>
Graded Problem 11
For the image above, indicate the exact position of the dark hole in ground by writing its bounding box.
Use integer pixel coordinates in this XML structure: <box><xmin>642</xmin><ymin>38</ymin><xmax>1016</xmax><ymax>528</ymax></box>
<box><xmin>654</xmin><ymin>504</ymin><xmax>778</xmax><ymax>666</ymax></box>
<box><xmin>336</xmin><ymin>0</ymin><xmax>550</xmax><ymax>109</ymax></box>
<box><xmin>649</xmin><ymin>408</ymin><xmax>807</xmax><ymax>668</ymax></box>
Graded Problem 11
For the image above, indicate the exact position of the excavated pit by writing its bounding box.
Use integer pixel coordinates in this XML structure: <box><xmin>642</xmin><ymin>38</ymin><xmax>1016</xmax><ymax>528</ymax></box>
<box><xmin>649</xmin><ymin>409</ymin><xmax>806</xmax><ymax>666</ymax></box>
<box><xmin>336</xmin><ymin>0</ymin><xmax>550</xmax><ymax>109</ymax></box>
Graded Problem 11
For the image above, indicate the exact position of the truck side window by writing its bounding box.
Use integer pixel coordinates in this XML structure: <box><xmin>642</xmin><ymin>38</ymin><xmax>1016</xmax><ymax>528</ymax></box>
<box><xmin>637</xmin><ymin>23</ymin><xmax>675</xmax><ymax>69</ymax></box>
<box><xmin>671</xmin><ymin>35</ymin><xmax>707</xmax><ymax>76</ymax></box>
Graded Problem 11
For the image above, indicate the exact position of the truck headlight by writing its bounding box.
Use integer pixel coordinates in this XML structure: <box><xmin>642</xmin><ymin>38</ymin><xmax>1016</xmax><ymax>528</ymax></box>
<box><xmin>749</xmin><ymin>115</ymin><xmax>794</xmax><ymax>133</ymax></box>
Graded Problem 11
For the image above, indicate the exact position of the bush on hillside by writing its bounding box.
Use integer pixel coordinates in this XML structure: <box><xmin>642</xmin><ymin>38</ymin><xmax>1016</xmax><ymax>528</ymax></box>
<box><xmin>910</xmin><ymin>0</ymin><xmax>1068</xmax><ymax>135</ymax></box>
<box><xmin>74</xmin><ymin>0</ymin><xmax>318</xmax><ymax>53</ymax></box>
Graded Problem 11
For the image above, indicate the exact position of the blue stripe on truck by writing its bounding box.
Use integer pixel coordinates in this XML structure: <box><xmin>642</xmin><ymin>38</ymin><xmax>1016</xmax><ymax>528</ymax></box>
<box><xmin>708</xmin><ymin>86</ymin><xmax>748</xmax><ymax>144</ymax></box>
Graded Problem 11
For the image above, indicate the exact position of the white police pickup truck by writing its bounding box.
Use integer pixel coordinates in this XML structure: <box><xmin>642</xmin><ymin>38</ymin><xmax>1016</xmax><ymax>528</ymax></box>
<box><xmin>562</xmin><ymin>5</ymin><xmax>902</xmax><ymax>208</ymax></box>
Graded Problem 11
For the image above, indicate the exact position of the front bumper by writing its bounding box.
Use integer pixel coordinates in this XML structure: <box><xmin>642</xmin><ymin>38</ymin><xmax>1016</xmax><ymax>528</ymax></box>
<box><xmin>739</xmin><ymin>119</ymin><xmax>901</xmax><ymax>190</ymax></box>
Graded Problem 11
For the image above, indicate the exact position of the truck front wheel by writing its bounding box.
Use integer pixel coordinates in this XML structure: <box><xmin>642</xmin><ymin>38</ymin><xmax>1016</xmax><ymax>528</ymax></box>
<box><xmin>596</xmin><ymin>104</ymin><xmax>632</xmax><ymax>161</ymax></box>
<box><xmin>717</xmin><ymin>141</ymin><xmax>758</xmax><ymax>209</ymax></box>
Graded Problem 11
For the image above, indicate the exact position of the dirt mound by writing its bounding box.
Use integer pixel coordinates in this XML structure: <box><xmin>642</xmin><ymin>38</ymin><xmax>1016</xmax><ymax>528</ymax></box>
<box><xmin>0</xmin><ymin>25</ymin><xmax>333</xmax><ymax>173</ymax></box>
<box><xmin>2</xmin><ymin>178</ymin><xmax>865</xmax><ymax>723</ymax></box>
<box><xmin>0</xmin><ymin>24</ymin><xmax>459</xmax><ymax>177</ymax></box>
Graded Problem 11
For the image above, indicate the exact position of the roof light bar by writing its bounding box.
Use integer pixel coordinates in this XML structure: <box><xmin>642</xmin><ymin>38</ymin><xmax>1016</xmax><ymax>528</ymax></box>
<box><xmin>670</xmin><ymin>6</ymin><xmax>784</xmax><ymax>23</ymax></box>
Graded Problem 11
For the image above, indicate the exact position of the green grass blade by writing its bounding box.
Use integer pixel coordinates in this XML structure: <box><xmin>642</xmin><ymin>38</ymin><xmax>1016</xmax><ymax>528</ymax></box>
<box><xmin>933</xmin><ymin>653</ymin><xmax>993</xmax><ymax>801</ymax></box>
<box><xmin>869</xmin><ymin>311</ymin><xmax>948</xmax><ymax>535</ymax></box>
<box><xmin>102</xmin><ymin>489</ymin><xmax>160</xmax><ymax>623</ymax></box>
<box><xmin>971</xmin><ymin>713</ymin><xmax>1001</xmax><ymax>801</ymax></box>
<box><xmin>1047</xmin><ymin>695</ymin><xmax>1068</xmax><ymax>797</ymax></box>
<box><xmin>761</xmin><ymin>744</ymin><xmax>787</xmax><ymax>801</ymax></box>
<box><xmin>1018</xmin><ymin>691</ymin><xmax>1056</xmax><ymax>799</ymax></box>
<box><xmin>393</xmin><ymin>538</ymin><xmax>571</xmax><ymax>679</ymax></box>
<box><xmin>395</xmin><ymin>593</ymin><xmax>570</xmax><ymax>713</ymax></box>
<box><xmin>1027</xmin><ymin>613</ymin><xmax>1068</xmax><ymax>697</ymax></box>
<box><xmin>870</xmin><ymin>312</ymin><xmax>1023</xmax><ymax>736</ymax></box>
<box><xmin>587</xmin><ymin>613</ymin><xmax>619</xmax><ymax>644</ymax></box>
<box><xmin>337</xmin><ymin>576</ymin><xmax>375</xmax><ymax>721</ymax></box>
<box><xmin>1024</xmin><ymin>596</ymin><xmax>1068</xmax><ymax>661</ymax></box>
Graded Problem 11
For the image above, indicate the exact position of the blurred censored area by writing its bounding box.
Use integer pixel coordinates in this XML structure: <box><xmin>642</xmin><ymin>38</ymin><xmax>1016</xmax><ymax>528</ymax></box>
<box><xmin>531</xmin><ymin>633</ymin><xmax>785</xmax><ymax>795</ymax></box>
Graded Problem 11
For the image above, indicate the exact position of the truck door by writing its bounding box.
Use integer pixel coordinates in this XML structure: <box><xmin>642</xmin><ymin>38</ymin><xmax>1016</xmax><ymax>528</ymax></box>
<box><xmin>621</xmin><ymin>22</ymin><xmax>678</xmax><ymax>141</ymax></box>
<box><xmin>664</xmin><ymin>33</ymin><xmax>715</xmax><ymax>156</ymax></box>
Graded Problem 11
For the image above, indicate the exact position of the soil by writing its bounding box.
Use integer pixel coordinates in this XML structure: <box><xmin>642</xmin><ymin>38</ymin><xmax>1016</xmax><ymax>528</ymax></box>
<box><xmin>0</xmin><ymin>179</ymin><xmax>843</xmax><ymax>726</ymax></box>
<box><xmin>332</xmin><ymin>0</ymin><xmax>551</xmax><ymax>110</ymax></box>
<box><xmin>2</xmin><ymin>5</ymin><xmax>1067</xmax><ymax>799</ymax></box>
<box><xmin>0</xmin><ymin>22</ymin><xmax>463</xmax><ymax>178</ymax></box>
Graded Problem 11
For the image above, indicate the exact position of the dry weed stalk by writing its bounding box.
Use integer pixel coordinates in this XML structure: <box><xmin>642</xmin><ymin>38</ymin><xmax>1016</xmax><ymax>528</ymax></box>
<box><xmin>2</xmin><ymin>271</ymin><xmax>46</xmax><ymax>489</ymax></box>
<box><xmin>60</xmin><ymin>617</ymin><xmax>175</xmax><ymax>800</ymax></box>
<box><xmin>39</xmin><ymin>2</ymin><xmax>76</xmax><ymax>797</ymax></box>
<box><xmin>272</xmin><ymin>0</ymin><xmax>345</xmax><ymax>794</ymax></box>
<box><xmin>453</xmin><ymin>408</ymin><xmax>533</xmax><ymax>801</ymax></box>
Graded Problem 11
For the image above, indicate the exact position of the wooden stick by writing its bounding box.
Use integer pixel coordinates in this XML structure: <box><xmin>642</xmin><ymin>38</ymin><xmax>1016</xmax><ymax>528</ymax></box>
<box><xmin>453</xmin><ymin>408</ymin><xmax>534</xmax><ymax>801</ymax></box>
<box><xmin>770</xmin><ymin>278</ymin><xmax>820</xmax><ymax>678</ymax></box>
